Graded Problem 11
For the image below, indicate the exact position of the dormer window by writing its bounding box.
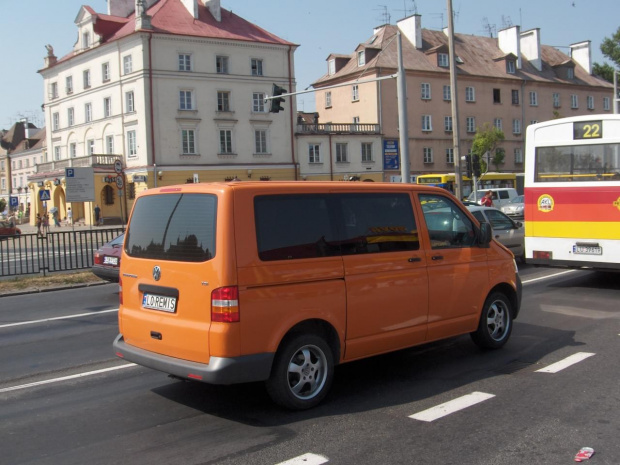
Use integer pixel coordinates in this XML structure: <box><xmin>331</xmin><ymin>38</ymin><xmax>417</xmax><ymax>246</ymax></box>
<box><xmin>438</xmin><ymin>53</ymin><xmax>449</xmax><ymax>67</ymax></box>
<box><xmin>82</xmin><ymin>31</ymin><xmax>90</xmax><ymax>49</ymax></box>
<box><xmin>567</xmin><ymin>67</ymin><xmax>574</xmax><ymax>79</ymax></box>
<box><xmin>357</xmin><ymin>50</ymin><xmax>366</xmax><ymax>67</ymax></box>
<box><xmin>506</xmin><ymin>60</ymin><xmax>516</xmax><ymax>74</ymax></box>
<box><xmin>328</xmin><ymin>59</ymin><xmax>335</xmax><ymax>75</ymax></box>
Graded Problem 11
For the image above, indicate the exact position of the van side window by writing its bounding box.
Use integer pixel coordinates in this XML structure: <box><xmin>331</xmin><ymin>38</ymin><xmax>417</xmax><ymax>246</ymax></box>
<box><xmin>255</xmin><ymin>195</ymin><xmax>339</xmax><ymax>260</ymax></box>
<box><xmin>338</xmin><ymin>193</ymin><xmax>419</xmax><ymax>254</ymax></box>
<box><xmin>420</xmin><ymin>194</ymin><xmax>476</xmax><ymax>249</ymax></box>
<box><xmin>485</xmin><ymin>209</ymin><xmax>515</xmax><ymax>230</ymax></box>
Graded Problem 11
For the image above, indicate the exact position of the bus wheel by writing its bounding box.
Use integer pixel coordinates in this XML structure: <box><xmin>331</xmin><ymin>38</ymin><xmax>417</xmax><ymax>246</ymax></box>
<box><xmin>266</xmin><ymin>334</ymin><xmax>334</xmax><ymax>410</ymax></box>
<box><xmin>471</xmin><ymin>292</ymin><xmax>513</xmax><ymax>349</ymax></box>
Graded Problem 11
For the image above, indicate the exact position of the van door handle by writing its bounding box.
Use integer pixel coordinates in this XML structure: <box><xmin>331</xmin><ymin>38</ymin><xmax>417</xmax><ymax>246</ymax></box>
<box><xmin>431</xmin><ymin>255</ymin><xmax>444</xmax><ymax>261</ymax></box>
<box><xmin>408</xmin><ymin>257</ymin><xmax>421</xmax><ymax>263</ymax></box>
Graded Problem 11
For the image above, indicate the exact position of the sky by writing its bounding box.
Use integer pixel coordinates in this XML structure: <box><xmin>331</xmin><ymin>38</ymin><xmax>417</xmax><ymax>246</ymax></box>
<box><xmin>0</xmin><ymin>0</ymin><xmax>618</xmax><ymax>129</ymax></box>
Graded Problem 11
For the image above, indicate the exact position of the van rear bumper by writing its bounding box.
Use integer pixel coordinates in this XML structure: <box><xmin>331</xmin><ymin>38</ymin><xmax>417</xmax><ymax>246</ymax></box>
<box><xmin>113</xmin><ymin>334</ymin><xmax>274</xmax><ymax>385</ymax></box>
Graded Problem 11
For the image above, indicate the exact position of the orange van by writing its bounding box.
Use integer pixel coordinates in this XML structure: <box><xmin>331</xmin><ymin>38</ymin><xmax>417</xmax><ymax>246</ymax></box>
<box><xmin>114</xmin><ymin>182</ymin><xmax>521</xmax><ymax>409</ymax></box>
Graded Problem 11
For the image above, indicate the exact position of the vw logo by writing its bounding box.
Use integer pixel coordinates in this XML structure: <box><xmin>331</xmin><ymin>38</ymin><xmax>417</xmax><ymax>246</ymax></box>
<box><xmin>153</xmin><ymin>266</ymin><xmax>161</xmax><ymax>281</ymax></box>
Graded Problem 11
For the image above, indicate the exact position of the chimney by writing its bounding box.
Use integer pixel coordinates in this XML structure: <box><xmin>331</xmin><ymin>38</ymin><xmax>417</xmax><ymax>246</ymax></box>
<box><xmin>570</xmin><ymin>41</ymin><xmax>592</xmax><ymax>74</ymax></box>
<box><xmin>44</xmin><ymin>44</ymin><xmax>57</xmax><ymax>68</ymax></box>
<box><xmin>135</xmin><ymin>0</ymin><xmax>152</xmax><ymax>30</ymax></box>
<box><xmin>108</xmin><ymin>0</ymin><xmax>158</xmax><ymax>18</ymax></box>
<box><xmin>203</xmin><ymin>0</ymin><xmax>221</xmax><ymax>22</ymax></box>
<box><xmin>520</xmin><ymin>28</ymin><xmax>542</xmax><ymax>71</ymax></box>
<box><xmin>397</xmin><ymin>14</ymin><xmax>423</xmax><ymax>50</ymax></box>
<box><xmin>181</xmin><ymin>0</ymin><xmax>199</xmax><ymax>19</ymax></box>
<box><xmin>498</xmin><ymin>25</ymin><xmax>521</xmax><ymax>69</ymax></box>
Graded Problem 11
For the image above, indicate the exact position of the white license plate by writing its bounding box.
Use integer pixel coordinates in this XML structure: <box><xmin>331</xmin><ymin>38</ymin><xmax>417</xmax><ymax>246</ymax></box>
<box><xmin>103</xmin><ymin>256</ymin><xmax>118</xmax><ymax>266</ymax></box>
<box><xmin>143</xmin><ymin>293</ymin><xmax>177</xmax><ymax>313</ymax></box>
<box><xmin>573</xmin><ymin>245</ymin><xmax>602</xmax><ymax>255</ymax></box>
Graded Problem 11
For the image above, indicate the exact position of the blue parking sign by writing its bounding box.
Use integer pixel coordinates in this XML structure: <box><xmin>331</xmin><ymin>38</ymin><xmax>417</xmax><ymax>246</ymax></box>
<box><xmin>9</xmin><ymin>196</ymin><xmax>19</xmax><ymax>207</ymax></box>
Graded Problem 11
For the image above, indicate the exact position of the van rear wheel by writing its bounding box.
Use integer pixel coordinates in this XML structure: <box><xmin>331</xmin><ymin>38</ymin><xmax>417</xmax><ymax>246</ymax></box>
<box><xmin>266</xmin><ymin>334</ymin><xmax>334</xmax><ymax>410</ymax></box>
<box><xmin>471</xmin><ymin>292</ymin><xmax>513</xmax><ymax>349</ymax></box>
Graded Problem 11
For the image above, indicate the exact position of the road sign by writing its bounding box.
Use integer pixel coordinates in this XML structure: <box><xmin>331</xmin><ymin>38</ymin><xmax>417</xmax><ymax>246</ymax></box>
<box><xmin>116</xmin><ymin>175</ymin><xmax>124</xmax><ymax>190</ymax></box>
<box><xmin>9</xmin><ymin>196</ymin><xmax>19</xmax><ymax>207</ymax></box>
<box><xmin>65</xmin><ymin>167</ymin><xmax>95</xmax><ymax>202</ymax></box>
<box><xmin>39</xmin><ymin>190</ymin><xmax>51</xmax><ymax>201</ymax></box>
<box><xmin>114</xmin><ymin>160</ymin><xmax>123</xmax><ymax>174</ymax></box>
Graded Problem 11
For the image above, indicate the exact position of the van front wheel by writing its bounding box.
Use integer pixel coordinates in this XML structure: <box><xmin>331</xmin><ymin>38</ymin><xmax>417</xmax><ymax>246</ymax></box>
<box><xmin>471</xmin><ymin>292</ymin><xmax>513</xmax><ymax>349</ymax></box>
<box><xmin>266</xmin><ymin>334</ymin><xmax>334</xmax><ymax>410</ymax></box>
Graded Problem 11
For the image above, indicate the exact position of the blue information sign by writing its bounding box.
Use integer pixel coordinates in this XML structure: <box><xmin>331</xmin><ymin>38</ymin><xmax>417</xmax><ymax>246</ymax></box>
<box><xmin>39</xmin><ymin>189</ymin><xmax>51</xmax><ymax>201</ymax></box>
<box><xmin>383</xmin><ymin>139</ymin><xmax>399</xmax><ymax>170</ymax></box>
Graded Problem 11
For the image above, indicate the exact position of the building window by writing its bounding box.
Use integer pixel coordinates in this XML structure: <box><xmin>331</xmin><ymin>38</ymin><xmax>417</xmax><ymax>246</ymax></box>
<box><xmin>127</xmin><ymin>130</ymin><xmax>137</xmax><ymax>157</ymax></box>
<box><xmin>603</xmin><ymin>97</ymin><xmax>610</xmax><ymax>111</ymax></box>
<box><xmin>251</xmin><ymin>58</ymin><xmax>263</xmax><ymax>76</ymax></box>
<box><xmin>67</xmin><ymin>107</ymin><xmax>74</xmax><ymax>127</ymax></box>
<box><xmin>179</xmin><ymin>90</ymin><xmax>194</xmax><ymax>110</ymax></box>
<box><xmin>217</xmin><ymin>91</ymin><xmax>230</xmax><ymax>112</ymax></box>
<box><xmin>125</xmin><ymin>91</ymin><xmax>135</xmax><ymax>113</ymax></box>
<box><xmin>182</xmin><ymin>129</ymin><xmax>196</xmax><ymax>154</ymax></box>
<box><xmin>571</xmin><ymin>94</ymin><xmax>578</xmax><ymax>109</ymax></box>
<box><xmin>325</xmin><ymin>91</ymin><xmax>332</xmax><ymax>108</ymax></box>
<box><xmin>219</xmin><ymin>129</ymin><xmax>233</xmax><ymax>154</ymax></box>
<box><xmin>82</xmin><ymin>31</ymin><xmax>90</xmax><ymax>49</ymax></box>
<box><xmin>85</xmin><ymin>103</ymin><xmax>92</xmax><ymax>123</ymax></box>
<box><xmin>438</xmin><ymin>53</ymin><xmax>449</xmax><ymax>67</ymax></box>
<box><xmin>587</xmin><ymin>95</ymin><xmax>594</xmax><ymax>110</ymax></box>
<box><xmin>421</xmin><ymin>83</ymin><xmax>431</xmax><ymax>100</ymax></box>
<box><xmin>466</xmin><ymin>116</ymin><xmax>476</xmax><ymax>133</ymax></box>
<box><xmin>53</xmin><ymin>112</ymin><xmax>59</xmax><ymax>131</ymax></box>
<box><xmin>493</xmin><ymin>88</ymin><xmax>501</xmax><ymax>104</ymax></box>
<box><xmin>465</xmin><ymin>86</ymin><xmax>475</xmax><ymax>102</ymax></box>
<box><xmin>252</xmin><ymin>92</ymin><xmax>265</xmax><ymax>112</ymax></box>
<box><xmin>216</xmin><ymin>55</ymin><xmax>229</xmax><ymax>74</ymax></box>
<box><xmin>553</xmin><ymin>93</ymin><xmax>561</xmax><ymax>108</ymax></box>
<box><xmin>104</xmin><ymin>97</ymin><xmax>112</xmax><ymax>117</ymax></box>
<box><xmin>422</xmin><ymin>115</ymin><xmax>432</xmax><ymax>132</ymax></box>
<box><xmin>255</xmin><ymin>130</ymin><xmax>268</xmax><ymax>154</ymax></box>
<box><xmin>444</xmin><ymin>116</ymin><xmax>453</xmax><ymax>132</ymax></box>
<box><xmin>54</xmin><ymin>146</ymin><xmax>61</xmax><ymax>160</ymax></box>
<box><xmin>446</xmin><ymin>148</ymin><xmax>454</xmax><ymax>164</ymax></box>
<box><xmin>87</xmin><ymin>139</ymin><xmax>95</xmax><ymax>156</ymax></box>
<box><xmin>50</xmin><ymin>82</ymin><xmax>58</xmax><ymax>99</ymax></box>
<box><xmin>512</xmin><ymin>119</ymin><xmax>522</xmax><ymax>134</ymax></box>
<box><xmin>514</xmin><ymin>148</ymin><xmax>523</xmax><ymax>164</ymax></box>
<box><xmin>179</xmin><ymin>54</ymin><xmax>192</xmax><ymax>71</ymax></box>
<box><xmin>83</xmin><ymin>69</ymin><xmax>91</xmax><ymax>89</ymax></box>
<box><xmin>106</xmin><ymin>135</ymin><xmax>114</xmax><ymax>154</ymax></box>
<box><xmin>494</xmin><ymin>118</ymin><xmax>502</xmax><ymax>130</ymax></box>
<box><xmin>336</xmin><ymin>143</ymin><xmax>348</xmax><ymax>162</ymax></box>
<box><xmin>357</xmin><ymin>50</ymin><xmax>365</xmax><ymax>67</ymax></box>
<box><xmin>567</xmin><ymin>67</ymin><xmax>574</xmax><ymax>79</ymax></box>
<box><xmin>308</xmin><ymin>144</ymin><xmax>321</xmax><ymax>163</ymax></box>
<box><xmin>66</xmin><ymin>76</ymin><xmax>73</xmax><ymax>94</ymax></box>
<box><xmin>529</xmin><ymin>91</ymin><xmax>538</xmax><ymax>106</ymax></box>
<box><xmin>123</xmin><ymin>55</ymin><xmax>133</xmax><ymax>74</ymax></box>
<box><xmin>443</xmin><ymin>85</ymin><xmax>451</xmax><ymax>101</ymax></box>
<box><xmin>511</xmin><ymin>89</ymin><xmax>519</xmax><ymax>105</ymax></box>
<box><xmin>506</xmin><ymin>60</ymin><xmax>516</xmax><ymax>74</ymax></box>
<box><xmin>328</xmin><ymin>59</ymin><xmax>335</xmax><ymax>75</ymax></box>
<box><xmin>361</xmin><ymin>142</ymin><xmax>373</xmax><ymax>162</ymax></box>
<box><xmin>352</xmin><ymin>84</ymin><xmax>359</xmax><ymax>101</ymax></box>
<box><xmin>102</xmin><ymin>62</ymin><xmax>110</xmax><ymax>82</ymax></box>
<box><xmin>69</xmin><ymin>143</ymin><xmax>77</xmax><ymax>158</ymax></box>
<box><xmin>423</xmin><ymin>147</ymin><xmax>433</xmax><ymax>164</ymax></box>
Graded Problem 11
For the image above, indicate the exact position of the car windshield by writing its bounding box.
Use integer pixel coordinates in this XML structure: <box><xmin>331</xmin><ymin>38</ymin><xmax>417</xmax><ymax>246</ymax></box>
<box><xmin>510</xmin><ymin>195</ymin><xmax>524</xmax><ymax>204</ymax></box>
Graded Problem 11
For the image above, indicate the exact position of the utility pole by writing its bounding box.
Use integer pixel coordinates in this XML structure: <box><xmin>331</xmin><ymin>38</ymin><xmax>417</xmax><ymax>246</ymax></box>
<box><xmin>447</xmin><ymin>0</ymin><xmax>463</xmax><ymax>198</ymax></box>
<box><xmin>397</xmin><ymin>31</ymin><xmax>411</xmax><ymax>183</ymax></box>
<box><xmin>614</xmin><ymin>69</ymin><xmax>618</xmax><ymax>114</ymax></box>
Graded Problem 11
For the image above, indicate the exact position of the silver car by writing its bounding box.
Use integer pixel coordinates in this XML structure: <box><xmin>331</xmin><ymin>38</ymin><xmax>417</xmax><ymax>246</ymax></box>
<box><xmin>501</xmin><ymin>195</ymin><xmax>525</xmax><ymax>219</ymax></box>
<box><xmin>467</xmin><ymin>205</ymin><xmax>524</xmax><ymax>261</ymax></box>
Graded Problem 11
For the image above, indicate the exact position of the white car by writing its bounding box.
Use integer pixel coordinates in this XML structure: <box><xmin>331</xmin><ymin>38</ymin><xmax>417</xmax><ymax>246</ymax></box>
<box><xmin>467</xmin><ymin>205</ymin><xmax>524</xmax><ymax>261</ymax></box>
<box><xmin>501</xmin><ymin>195</ymin><xmax>525</xmax><ymax>219</ymax></box>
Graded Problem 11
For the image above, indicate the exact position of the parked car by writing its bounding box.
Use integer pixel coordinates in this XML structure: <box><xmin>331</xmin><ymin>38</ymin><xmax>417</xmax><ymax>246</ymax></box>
<box><xmin>92</xmin><ymin>233</ymin><xmax>124</xmax><ymax>282</ymax></box>
<box><xmin>467</xmin><ymin>188</ymin><xmax>519</xmax><ymax>208</ymax></box>
<box><xmin>501</xmin><ymin>194</ymin><xmax>525</xmax><ymax>219</ymax></box>
<box><xmin>467</xmin><ymin>205</ymin><xmax>524</xmax><ymax>261</ymax></box>
<box><xmin>0</xmin><ymin>220</ymin><xmax>21</xmax><ymax>240</ymax></box>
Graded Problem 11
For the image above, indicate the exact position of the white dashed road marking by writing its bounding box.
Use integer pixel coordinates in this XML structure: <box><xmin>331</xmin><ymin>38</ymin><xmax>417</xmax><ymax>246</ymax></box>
<box><xmin>409</xmin><ymin>391</ymin><xmax>495</xmax><ymax>422</ymax></box>
<box><xmin>275</xmin><ymin>453</ymin><xmax>329</xmax><ymax>465</ymax></box>
<box><xmin>0</xmin><ymin>308</ymin><xmax>118</xmax><ymax>329</ymax></box>
<box><xmin>535</xmin><ymin>352</ymin><xmax>595</xmax><ymax>373</ymax></box>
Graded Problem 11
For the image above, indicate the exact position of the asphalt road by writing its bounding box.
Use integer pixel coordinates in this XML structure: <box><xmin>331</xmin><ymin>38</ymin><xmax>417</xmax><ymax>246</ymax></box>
<box><xmin>1</xmin><ymin>265</ymin><xmax>618</xmax><ymax>465</ymax></box>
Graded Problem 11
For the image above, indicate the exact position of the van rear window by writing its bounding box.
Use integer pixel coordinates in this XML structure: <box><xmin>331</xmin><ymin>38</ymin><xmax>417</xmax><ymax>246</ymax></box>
<box><xmin>125</xmin><ymin>194</ymin><xmax>216</xmax><ymax>262</ymax></box>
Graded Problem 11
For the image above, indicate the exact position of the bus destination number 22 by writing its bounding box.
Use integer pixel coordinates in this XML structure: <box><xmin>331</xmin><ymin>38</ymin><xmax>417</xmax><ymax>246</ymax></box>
<box><xmin>573</xmin><ymin>120</ymin><xmax>602</xmax><ymax>140</ymax></box>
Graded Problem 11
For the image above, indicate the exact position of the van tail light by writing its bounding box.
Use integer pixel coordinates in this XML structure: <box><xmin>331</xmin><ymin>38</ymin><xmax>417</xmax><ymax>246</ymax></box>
<box><xmin>119</xmin><ymin>276</ymin><xmax>123</xmax><ymax>305</ymax></box>
<box><xmin>533</xmin><ymin>251</ymin><xmax>552</xmax><ymax>260</ymax></box>
<box><xmin>211</xmin><ymin>286</ymin><xmax>240</xmax><ymax>322</ymax></box>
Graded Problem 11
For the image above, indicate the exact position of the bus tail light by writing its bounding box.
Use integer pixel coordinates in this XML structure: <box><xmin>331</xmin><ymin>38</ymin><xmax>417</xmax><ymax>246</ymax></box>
<box><xmin>211</xmin><ymin>286</ymin><xmax>240</xmax><ymax>322</ymax></box>
<box><xmin>533</xmin><ymin>251</ymin><xmax>552</xmax><ymax>260</ymax></box>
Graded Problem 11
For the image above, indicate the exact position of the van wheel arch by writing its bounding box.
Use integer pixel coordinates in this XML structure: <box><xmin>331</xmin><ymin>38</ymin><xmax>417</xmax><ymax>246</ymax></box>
<box><xmin>279</xmin><ymin>319</ymin><xmax>341</xmax><ymax>365</ymax></box>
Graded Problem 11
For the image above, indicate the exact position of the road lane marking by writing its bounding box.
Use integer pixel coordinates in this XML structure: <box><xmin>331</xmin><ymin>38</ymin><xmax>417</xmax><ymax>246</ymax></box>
<box><xmin>0</xmin><ymin>308</ymin><xmax>118</xmax><ymax>329</ymax></box>
<box><xmin>535</xmin><ymin>352</ymin><xmax>595</xmax><ymax>373</ymax></box>
<box><xmin>409</xmin><ymin>391</ymin><xmax>495</xmax><ymax>422</ymax></box>
<box><xmin>0</xmin><ymin>363</ymin><xmax>137</xmax><ymax>393</ymax></box>
<box><xmin>521</xmin><ymin>269</ymin><xmax>577</xmax><ymax>284</ymax></box>
<box><xmin>276</xmin><ymin>454</ymin><xmax>329</xmax><ymax>465</ymax></box>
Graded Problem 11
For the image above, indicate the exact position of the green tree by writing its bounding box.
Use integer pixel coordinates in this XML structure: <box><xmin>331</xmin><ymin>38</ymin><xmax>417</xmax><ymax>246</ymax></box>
<box><xmin>0</xmin><ymin>198</ymin><xmax>6</xmax><ymax>214</ymax></box>
<box><xmin>492</xmin><ymin>148</ymin><xmax>506</xmax><ymax>172</ymax></box>
<box><xmin>471</xmin><ymin>123</ymin><xmax>505</xmax><ymax>174</ymax></box>
<box><xmin>592</xmin><ymin>26</ymin><xmax>620</xmax><ymax>83</ymax></box>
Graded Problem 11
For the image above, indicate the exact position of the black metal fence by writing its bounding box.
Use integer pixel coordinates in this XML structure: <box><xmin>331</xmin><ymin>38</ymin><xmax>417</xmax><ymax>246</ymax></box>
<box><xmin>0</xmin><ymin>228</ymin><xmax>125</xmax><ymax>277</ymax></box>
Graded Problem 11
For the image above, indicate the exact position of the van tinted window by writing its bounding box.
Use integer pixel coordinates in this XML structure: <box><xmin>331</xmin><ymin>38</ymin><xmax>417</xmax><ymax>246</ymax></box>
<box><xmin>420</xmin><ymin>194</ymin><xmax>476</xmax><ymax>248</ymax></box>
<box><xmin>125</xmin><ymin>194</ymin><xmax>216</xmax><ymax>262</ymax></box>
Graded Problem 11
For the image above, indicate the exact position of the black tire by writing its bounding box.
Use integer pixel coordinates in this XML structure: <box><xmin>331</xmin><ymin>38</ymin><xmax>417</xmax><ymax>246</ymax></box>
<box><xmin>470</xmin><ymin>292</ymin><xmax>513</xmax><ymax>349</ymax></box>
<box><xmin>266</xmin><ymin>333</ymin><xmax>334</xmax><ymax>410</ymax></box>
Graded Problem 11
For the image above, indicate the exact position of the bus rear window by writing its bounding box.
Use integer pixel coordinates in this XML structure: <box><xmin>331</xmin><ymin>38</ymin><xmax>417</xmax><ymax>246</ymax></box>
<box><xmin>535</xmin><ymin>144</ymin><xmax>620</xmax><ymax>182</ymax></box>
<box><xmin>125</xmin><ymin>194</ymin><xmax>216</xmax><ymax>262</ymax></box>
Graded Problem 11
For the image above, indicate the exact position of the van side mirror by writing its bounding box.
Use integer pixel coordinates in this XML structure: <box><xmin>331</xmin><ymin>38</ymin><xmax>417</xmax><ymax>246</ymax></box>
<box><xmin>479</xmin><ymin>222</ymin><xmax>492</xmax><ymax>246</ymax></box>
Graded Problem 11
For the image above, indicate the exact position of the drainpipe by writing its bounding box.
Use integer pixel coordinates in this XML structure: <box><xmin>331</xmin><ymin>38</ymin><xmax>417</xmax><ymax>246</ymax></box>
<box><xmin>287</xmin><ymin>45</ymin><xmax>297</xmax><ymax>180</ymax></box>
<box><xmin>329</xmin><ymin>133</ymin><xmax>334</xmax><ymax>181</ymax></box>
<box><xmin>148</xmin><ymin>33</ymin><xmax>156</xmax><ymax>180</ymax></box>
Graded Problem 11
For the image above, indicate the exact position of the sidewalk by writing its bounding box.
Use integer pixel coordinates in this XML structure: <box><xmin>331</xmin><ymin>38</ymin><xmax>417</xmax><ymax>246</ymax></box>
<box><xmin>17</xmin><ymin>221</ymin><xmax>123</xmax><ymax>235</ymax></box>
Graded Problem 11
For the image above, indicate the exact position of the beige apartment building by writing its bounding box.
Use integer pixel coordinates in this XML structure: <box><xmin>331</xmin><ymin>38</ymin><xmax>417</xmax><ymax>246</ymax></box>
<box><xmin>311</xmin><ymin>15</ymin><xmax>614</xmax><ymax>181</ymax></box>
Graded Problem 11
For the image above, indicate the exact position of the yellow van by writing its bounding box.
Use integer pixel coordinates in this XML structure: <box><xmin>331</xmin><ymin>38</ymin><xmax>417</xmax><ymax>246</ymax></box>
<box><xmin>114</xmin><ymin>182</ymin><xmax>521</xmax><ymax>409</ymax></box>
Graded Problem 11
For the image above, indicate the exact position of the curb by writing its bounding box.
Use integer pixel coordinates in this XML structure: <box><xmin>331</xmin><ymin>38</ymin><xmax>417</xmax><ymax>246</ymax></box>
<box><xmin>0</xmin><ymin>280</ymin><xmax>113</xmax><ymax>298</ymax></box>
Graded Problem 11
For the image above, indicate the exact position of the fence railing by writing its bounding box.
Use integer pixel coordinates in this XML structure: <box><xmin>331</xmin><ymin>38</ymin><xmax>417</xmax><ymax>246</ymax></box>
<box><xmin>0</xmin><ymin>228</ymin><xmax>125</xmax><ymax>277</ymax></box>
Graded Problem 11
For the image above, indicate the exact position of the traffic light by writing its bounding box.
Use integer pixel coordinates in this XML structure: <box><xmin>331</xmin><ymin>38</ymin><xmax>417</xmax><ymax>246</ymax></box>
<box><xmin>269</xmin><ymin>83</ymin><xmax>287</xmax><ymax>113</ymax></box>
<box><xmin>472</xmin><ymin>154</ymin><xmax>482</xmax><ymax>178</ymax></box>
<box><xmin>464</xmin><ymin>154</ymin><xmax>472</xmax><ymax>178</ymax></box>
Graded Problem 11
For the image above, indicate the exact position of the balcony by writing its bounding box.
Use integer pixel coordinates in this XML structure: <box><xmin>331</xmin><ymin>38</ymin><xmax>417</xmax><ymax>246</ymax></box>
<box><xmin>296</xmin><ymin>123</ymin><xmax>381</xmax><ymax>135</ymax></box>
<box><xmin>36</xmin><ymin>154</ymin><xmax>123</xmax><ymax>174</ymax></box>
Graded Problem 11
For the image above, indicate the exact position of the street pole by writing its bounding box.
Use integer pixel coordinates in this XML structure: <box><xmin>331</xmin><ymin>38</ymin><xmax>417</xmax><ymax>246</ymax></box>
<box><xmin>447</xmin><ymin>0</ymin><xmax>463</xmax><ymax>199</ymax></box>
<box><xmin>397</xmin><ymin>31</ymin><xmax>411</xmax><ymax>183</ymax></box>
<box><xmin>614</xmin><ymin>69</ymin><xmax>618</xmax><ymax>114</ymax></box>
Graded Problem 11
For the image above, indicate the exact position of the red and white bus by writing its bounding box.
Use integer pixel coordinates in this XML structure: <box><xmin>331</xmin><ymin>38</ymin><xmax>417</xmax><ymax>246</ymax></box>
<box><xmin>524</xmin><ymin>114</ymin><xmax>620</xmax><ymax>270</ymax></box>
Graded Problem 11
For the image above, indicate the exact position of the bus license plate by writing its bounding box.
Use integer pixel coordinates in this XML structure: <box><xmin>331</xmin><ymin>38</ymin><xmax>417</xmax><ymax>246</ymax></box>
<box><xmin>143</xmin><ymin>293</ymin><xmax>177</xmax><ymax>313</ymax></box>
<box><xmin>573</xmin><ymin>245</ymin><xmax>602</xmax><ymax>255</ymax></box>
